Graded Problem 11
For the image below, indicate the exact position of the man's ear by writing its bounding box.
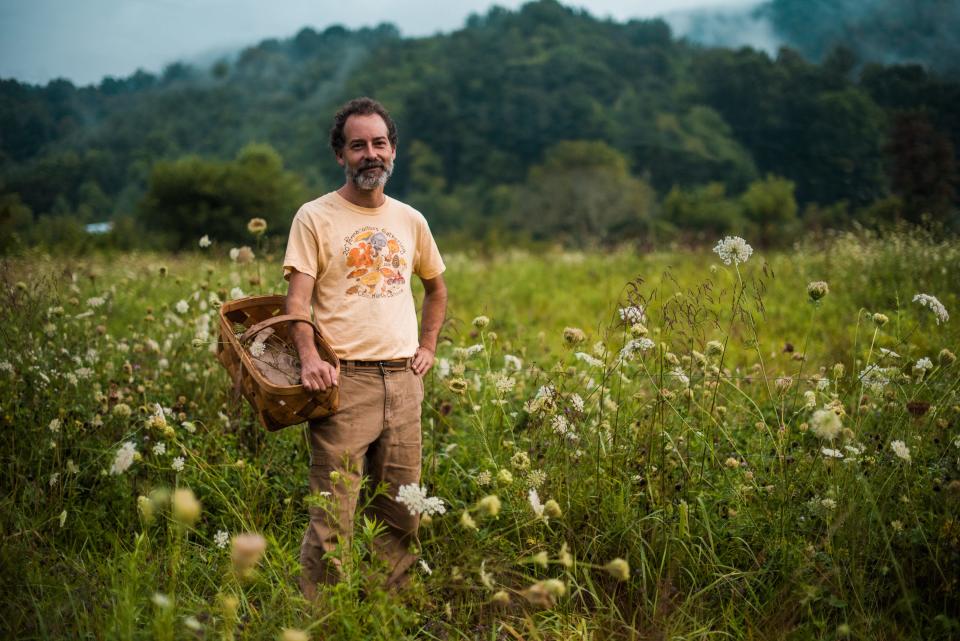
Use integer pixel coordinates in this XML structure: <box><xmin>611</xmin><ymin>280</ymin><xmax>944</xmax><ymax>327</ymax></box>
<box><xmin>335</xmin><ymin>150</ymin><xmax>345</xmax><ymax>166</ymax></box>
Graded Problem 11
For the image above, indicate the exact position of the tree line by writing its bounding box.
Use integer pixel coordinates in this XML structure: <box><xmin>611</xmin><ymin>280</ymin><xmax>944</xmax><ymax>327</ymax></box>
<box><xmin>1</xmin><ymin>0</ymin><xmax>957</xmax><ymax>252</ymax></box>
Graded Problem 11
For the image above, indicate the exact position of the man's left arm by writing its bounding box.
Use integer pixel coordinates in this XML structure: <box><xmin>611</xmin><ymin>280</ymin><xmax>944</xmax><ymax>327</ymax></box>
<box><xmin>412</xmin><ymin>274</ymin><xmax>447</xmax><ymax>376</ymax></box>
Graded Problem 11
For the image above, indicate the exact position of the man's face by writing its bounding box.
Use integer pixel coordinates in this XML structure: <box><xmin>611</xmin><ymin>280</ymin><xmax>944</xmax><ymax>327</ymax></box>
<box><xmin>337</xmin><ymin>113</ymin><xmax>396</xmax><ymax>191</ymax></box>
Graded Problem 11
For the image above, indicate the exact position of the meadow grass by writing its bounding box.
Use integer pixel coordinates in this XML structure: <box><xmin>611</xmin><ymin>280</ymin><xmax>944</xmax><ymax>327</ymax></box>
<box><xmin>1</xmin><ymin>228</ymin><xmax>959</xmax><ymax>640</ymax></box>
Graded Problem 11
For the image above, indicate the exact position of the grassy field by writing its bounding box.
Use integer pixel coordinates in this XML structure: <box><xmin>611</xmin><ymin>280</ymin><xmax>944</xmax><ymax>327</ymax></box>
<box><xmin>2</xmin><ymin>229</ymin><xmax>959</xmax><ymax>640</ymax></box>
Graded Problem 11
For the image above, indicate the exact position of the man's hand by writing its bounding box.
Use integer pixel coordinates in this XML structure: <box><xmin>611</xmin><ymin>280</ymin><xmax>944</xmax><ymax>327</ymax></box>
<box><xmin>412</xmin><ymin>345</ymin><xmax>435</xmax><ymax>377</ymax></box>
<box><xmin>300</xmin><ymin>351</ymin><xmax>338</xmax><ymax>392</ymax></box>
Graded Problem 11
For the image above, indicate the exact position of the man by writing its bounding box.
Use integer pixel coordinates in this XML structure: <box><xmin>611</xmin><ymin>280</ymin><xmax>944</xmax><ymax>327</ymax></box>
<box><xmin>282</xmin><ymin>97</ymin><xmax>447</xmax><ymax>599</ymax></box>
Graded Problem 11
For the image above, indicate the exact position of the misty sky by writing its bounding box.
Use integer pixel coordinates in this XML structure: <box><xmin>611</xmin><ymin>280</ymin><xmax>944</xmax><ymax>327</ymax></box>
<box><xmin>0</xmin><ymin>0</ymin><xmax>759</xmax><ymax>86</ymax></box>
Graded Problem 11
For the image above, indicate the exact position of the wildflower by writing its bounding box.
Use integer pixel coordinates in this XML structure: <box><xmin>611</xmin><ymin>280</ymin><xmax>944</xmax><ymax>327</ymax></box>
<box><xmin>0</xmin><ymin>361</ymin><xmax>13</xmax><ymax>374</ymax></box>
<box><xmin>48</xmin><ymin>418</ymin><xmax>61</xmax><ymax>433</ymax></box>
<box><xmin>914</xmin><ymin>357</ymin><xmax>934</xmax><ymax>372</ymax></box>
<box><xmin>603</xmin><ymin>558</ymin><xmax>630</xmax><ymax>581</ymax></box>
<box><xmin>174</xmin><ymin>300</ymin><xmax>189</xmax><ymax>314</ymax></box>
<box><xmin>493</xmin><ymin>373</ymin><xmax>516</xmax><ymax>394</ymax></box>
<box><xmin>913</xmin><ymin>293</ymin><xmax>949</xmax><ymax>325</ymax></box>
<box><xmin>511</xmin><ymin>451</ymin><xmax>530</xmax><ymax>470</ymax></box>
<box><xmin>230</xmin><ymin>246</ymin><xmax>255</xmax><ymax>264</ymax></box>
<box><xmin>724</xmin><ymin>457</ymin><xmax>740</xmax><ymax>469</ymax></box>
<box><xmin>807</xmin><ymin>281</ymin><xmax>829</xmax><ymax>302</ymax></box>
<box><xmin>821</xmin><ymin>498</ymin><xmax>837</xmax><ymax>510</ymax></box>
<box><xmin>214</xmin><ymin>530</ymin><xmax>229</xmax><ymax>549</ymax></box>
<box><xmin>669</xmin><ymin>367</ymin><xmax>690</xmax><ymax>387</ymax></box>
<box><xmin>629</xmin><ymin>322</ymin><xmax>648</xmax><ymax>336</ymax></box>
<box><xmin>198</xmin><ymin>234</ymin><xmax>212</xmax><ymax>248</ymax></box>
<box><xmin>281</xmin><ymin>630</ymin><xmax>309</xmax><ymax>641</ymax></box>
<box><xmin>810</xmin><ymin>409</ymin><xmax>842</xmax><ymax>441</ymax></box>
<box><xmin>229</xmin><ymin>287</ymin><xmax>245</xmax><ymax>300</ymax></box>
<box><xmin>563</xmin><ymin>327</ymin><xmax>587</xmax><ymax>345</ymax></box>
<box><xmin>620</xmin><ymin>337</ymin><xmax>655</xmax><ymax>360</ymax></box>
<box><xmin>523</xmin><ymin>579</ymin><xmax>566</xmax><ymax>608</ymax></box>
<box><xmin>86</xmin><ymin>295</ymin><xmax>107</xmax><ymax>308</ymax></box>
<box><xmin>940</xmin><ymin>349</ymin><xmax>956</xmax><ymax>366</ymax></box>
<box><xmin>803</xmin><ymin>390</ymin><xmax>817</xmax><ymax>409</ymax></box>
<box><xmin>570</xmin><ymin>393</ymin><xmax>585</xmax><ymax>413</ymax></box>
<box><xmin>477</xmin><ymin>495</ymin><xmax>501</xmax><ymax>517</ymax></box>
<box><xmin>574</xmin><ymin>351</ymin><xmax>602</xmax><ymax>368</ymax></box>
<box><xmin>503</xmin><ymin>354</ymin><xmax>523</xmax><ymax>370</ymax></box>
<box><xmin>496</xmin><ymin>469</ymin><xmax>514</xmax><ymax>485</ymax></box>
<box><xmin>491</xmin><ymin>590</ymin><xmax>510</xmax><ymax>606</ymax></box>
<box><xmin>465</xmin><ymin>343</ymin><xmax>484</xmax><ymax>357</ymax></box>
<box><xmin>527</xmin><ymin>469</ymin><xmax>547</xmax><ymax>488</ymax></box>
<box><xmin>872</xmin><ymin>312</ymin><xmax>889</xmax><ymax>326</ymax></box>
<box><xmin>231</xmin><ymin>532</ymin><xmax>267</xmax><ymax>576</ymax></box>
<box><xmin>396</xmin><ymin>484</ymin><xmax>446</xmax><ymax>516</ymax></box>
<box><xmin>559</xmin><ymin>542</ymin><xmax>573</xmax><ymax>568</ymax></box>
<box><xmin>49</xmin><ymin>472</ymin><xmax>60</xmax><ymax>487</ymax></box>
<box><xmin>152</xmin><ymin>443</ymin><xmax>166</xmax><ymax>456</ymax></box>
<box><xmin>172</xmin><ymin>456</ymin><xmax>185</xmax><ymax>472</ymax></box>
<box><xmin>110</xmin><ymin>442</ymin><xmax>137</xmax><ymax>475</ymax></box>
<box><xmin>619</xmin><ymin>305</ymin><xmax>646</xmax><ymax>324</ymax></box>
<box><xmin>447</xmin><ymin>378</ymin><xmax>468</xmax><ymax>393</ymax></box>
<box><xmin>890</xmin><ymin>520</ymin><xmax>904</xmax><ymax>533</ymax></box>
<box><xmin>249</xmin><ymin>341</ymin><xmax>266</xmax><ymax>358</ymax></box>
<box><xmin>418</xmin><ymin>558</ymin><xmax>432</xmax><ymax>575</ymax></box>
<box><xmin>247</xmin><ymin>218</ymin><xmax>267</xmax><ymax>236</ymax></box>
<box><xmin>551</xmin><ymin>414</ymin><xmax>569</xmax><ymax>436</ymax></box>
<box><xmin>460</xmin><ymin>511</ymin><xmax>478</xmax><ymax>530</ymax></box>
<box><xmin>151</xmin><ymin>592</ymin><xmax>172</xmax><ymax>609</ymax></box>
<box><xmin>476</xmin><ymin>470</ymin><xmax>492</xmax><ymax>486</ymax></box>
<box><xmin>171</xmin><ymin>487</ymin><xmax>201</xmax><ymax>525</ymax></box>
<box><xmin>528</xmin><ymin>488</ymin><xmax>545</xmax><ymax>519</ymax></box>
<box><xmin>544</xmin><ymin>499</ymin><xmax>562</xmax><ymax>518</ymax></box>
<box><xmin>878</xmin><ymin>348</ymin><xmax>900</xmax><ymax>359</ymax></box>
<box><xmin>775</xmin><ymin>376</ymin><xmax>793</xmax><ymax>392</ymax></box>
<box><xmin>859</xmin><ymin>364</ymin><xmax>891</xmax><ymax>393</ymax></box>
<box><xmin>66</xmin><ymin>459</ymin><xmax>79</xmax><ymax>474</ymax></box>
<box><xmin>890</xmin><ymin>440</ymin><xmax>911</xmax><ymax>463</ymax></box>
<box><xmin>713</xmin><ymin>236</ymin><xmax>753</xmax><ymax>265</ymax></box>
<box><xmin>821</xmin><ymin>447</ymin><xmax>844</xmax><ymax>459</ymax></box>
<box><xmin>472</xmin><ymin>315</ymin><xmax>490</xmax><ymax>328</ymax></box>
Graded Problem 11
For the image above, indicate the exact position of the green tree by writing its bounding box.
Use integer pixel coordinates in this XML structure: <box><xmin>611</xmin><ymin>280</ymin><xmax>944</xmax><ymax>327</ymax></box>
<box><xmin>739</xmin><ymin>175</ymin><xmax>799</xmax><ymax>244</ymax></box>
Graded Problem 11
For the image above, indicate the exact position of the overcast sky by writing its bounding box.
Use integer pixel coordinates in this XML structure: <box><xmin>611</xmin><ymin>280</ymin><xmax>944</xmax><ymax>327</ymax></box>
<box><xmin>0</xmin><ymin>0</ymin><xmax>758</xmax><ymax>86</ymax></box>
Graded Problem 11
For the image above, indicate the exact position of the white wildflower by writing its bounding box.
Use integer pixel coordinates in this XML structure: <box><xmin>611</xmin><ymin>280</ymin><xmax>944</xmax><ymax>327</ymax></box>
<box><xmin>803</xmin><ymin>390</ymin><xmax>817</xmax><ymax>409</ymax></box>
<box><xmin>419</xmin><ymin>559</ymin><xmax>432</xmax><ymax>575</ymax></box>
<box><xmin>912</xmin><ymin>293</ymin><xmax>949</xmax><ymax>325</ymax></box>
<box><xmin>465</xmin><ymin>343</ymin><xmax>485</xmax><ymax>357</ymax></box>
<box><xmin>396</xmin><ymin>484</ymin><xmax>446</xmax><ymax>516</ymax></box>
<box><xmin>528</xmin><ymin>488</ymin><xmax>545</xmax><ymax>519</ymax></box>
<box><xmin>110</xmin><ymin>442</ymin><xmax>137</xmax><ymax>475</ymax></box>
<box><xmin>878</xmin><ymin>348</ymin><xmax>900</xmax><ymax>359</ymax></box>
<box><xmin>551</xmin><ymin>414</ymin><xmax>569</xmax><ymax>436</ymax></box>
<box><xmin>821</xmin><ymin>498</ymin><xmax>837</xmax><ymax>510</ymax></box>
<box><xmin>620</xmin><ymin>337</ymin><xmax>655</xmax><ymax>360</ymax></box>
<box><xmin>214</xmin><ymin>530</ymin><xmax>229</xmax><ymax>549</ymax></box>
<box><xmin>890</xmin><ymin>440</ymin><xmax>911</xmax><ymax>463</ymax></box>
<box><xmin>174</xmin><ymin>300</ymin><xmax>189</xmax><ymax>314</ymax></box>
<box><xmin>619</xmin><ymin>305</ymin><xmax>646</xmax><ymax>325</ymax></box>
<box><xmin>914</xmin><ymin>357</ymin><xmax>934</xmax><ymax>371</ymax></box>
<box><xmin>713</xmin><ymin>236</ymin><xmax>753</xmax><ymax>265</ymax></box>
<box><xmin>152</xmin><ymin>443</ymin><xmax>166</xmax><ymax>456</ymax></box>
<box><xmin>199</xmin><ymin>235</ymin><xmax>212</xmax><ymax>248</ymax></box>
<box><xmin>436</xmin><ymin>357</ymin><xmax>450</xmax><ymax>378</ymax></box>
<box><xmin>821</xmin><ymin>447</ymin><xmax>844</xmax><ymax>459</ymax></box>
<box><xmin>48</xmin><ymin>418</ymin><xmax>61</xmax><ymax>433</ymax></box>
<box><xmin>86</xmin><ymin>296</ymin><xmax>106</xmax><ymax>308</ymax></box>
<box><xmin>230</xmin><ymin>287</ymin><xmax>245</xmax><ymax>300</ymax></box>
<box><xmin>503</xmin><ymin>354</ymin><xmax>523</xmax><ymax>371</ymax></box>
<box><xmin>810</xmin><ymin>409</ymin><xmax>842</xmax><ymax>441</ymax></box>
<box><xmin>669</xmin><ymin>367</ymin><xmax>690</xmax><ymax>387</ymax></box>
<box><xmin>249</xmin><ymin>341</ymin><xmax>266</xmax><ymax>358</ymax></box>
<box><xmin>574</xmin><ymin>352</ymin><xmax>603</xmax><ymax>368</ymax></box>
<box><xmin>0</xmin><ymin>361</ymin><xmax>13</xmax><ymax>374</ymax></box>
<box><xmin>172</xmin><ymin>456</ymin><xmax>185</xmax><ymax>472</ymax></box>
<box><xmin>570</xmin><ymin>393</ymin><xmax>585</xmax><ymax>413</ymax></box>
<box><xmin>494</xmin><ymin>374</ymin><xmax>516</xmax><ymax>394</ymax></box>
<box><xmin>49</xmin><ymin>472</ymin><xmax>60</xmax><ymax>487</ymax></box>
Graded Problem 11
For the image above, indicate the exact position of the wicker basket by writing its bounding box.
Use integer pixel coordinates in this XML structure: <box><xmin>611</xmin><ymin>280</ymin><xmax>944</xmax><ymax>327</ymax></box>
<box><xmin>217</xmin><ymin>295</ymin><xmax>339</xmax><ymax>431</ymax></box>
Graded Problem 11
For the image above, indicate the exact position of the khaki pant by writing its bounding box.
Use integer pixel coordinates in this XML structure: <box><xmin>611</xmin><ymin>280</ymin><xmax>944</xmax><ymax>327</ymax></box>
<box><xmin>298</xmin><ymin>361</ymin><xmax>424</xmax><ymax>599</ymax></box>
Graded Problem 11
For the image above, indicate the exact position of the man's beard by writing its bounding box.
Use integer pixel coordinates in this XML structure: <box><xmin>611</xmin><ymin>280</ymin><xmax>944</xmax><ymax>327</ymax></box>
<box><xmin>346</xmin><ymin>158</ymin><xmax>394</xmax><ymax>191</ymax></box>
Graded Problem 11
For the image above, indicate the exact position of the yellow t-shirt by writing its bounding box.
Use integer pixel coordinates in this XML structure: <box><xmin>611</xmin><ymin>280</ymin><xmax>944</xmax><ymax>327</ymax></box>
<box><xmin>282</xmin><ymin>191</ymin><xmax>445</xmax><ymax>360</ymax></box>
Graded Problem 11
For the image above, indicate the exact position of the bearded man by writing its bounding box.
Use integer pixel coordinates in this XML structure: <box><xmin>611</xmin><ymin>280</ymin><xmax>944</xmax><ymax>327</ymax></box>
<box><xmin>282</xmin><ymin>97</ymin><xmax>447</xmax><ymax>599</ymax></box>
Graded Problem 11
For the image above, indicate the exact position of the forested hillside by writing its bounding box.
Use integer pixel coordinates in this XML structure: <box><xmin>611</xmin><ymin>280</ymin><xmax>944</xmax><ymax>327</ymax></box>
<box><xmin>1</xmin><ymin>0</ymin><xmax>958</xmax><ymax>250</ymax></box>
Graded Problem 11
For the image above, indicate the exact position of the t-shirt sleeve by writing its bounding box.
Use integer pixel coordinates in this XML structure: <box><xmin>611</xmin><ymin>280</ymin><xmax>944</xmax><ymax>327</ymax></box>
<box><xmin>282</xmin><ymin>211</ymin><xmax>324</xmax><ymax>281</ymax></box>
<box><xmin>413</xmin><ymin>214</ymin><xmax>445</xmax><ymax>280</ymax></box>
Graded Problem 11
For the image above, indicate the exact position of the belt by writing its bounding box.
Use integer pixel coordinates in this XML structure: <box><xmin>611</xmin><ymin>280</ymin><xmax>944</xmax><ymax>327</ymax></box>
<box><xmin>341</xmin><ymin>358</ymin><xmax>411</xmax><ymax>371</ymax></box>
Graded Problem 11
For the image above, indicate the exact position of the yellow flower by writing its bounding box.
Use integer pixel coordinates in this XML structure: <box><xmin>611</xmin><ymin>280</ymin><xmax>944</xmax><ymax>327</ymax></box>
<box><xmin>171</xmin><ymin>488</ymin><xmax>201</xmax><ymax>525</ymax></box>
<box><xmin>603</xmin><ymin>558</ymin><xmax>630</xmax><ymax>581</ymax></box>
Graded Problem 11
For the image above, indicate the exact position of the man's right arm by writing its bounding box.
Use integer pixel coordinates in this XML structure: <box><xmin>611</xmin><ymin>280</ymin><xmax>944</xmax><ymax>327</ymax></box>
<box><xmin>285</xmin><ymin>270</ymin><xmax>338</xmax><ymax>392</ymax></box>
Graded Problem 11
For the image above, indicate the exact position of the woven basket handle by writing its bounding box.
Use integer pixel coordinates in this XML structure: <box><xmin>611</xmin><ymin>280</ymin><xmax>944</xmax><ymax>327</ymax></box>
<box><xmin>239</xmin><ymin>313</ymin><xmax>318</xmax><ymax>344</ymax></box>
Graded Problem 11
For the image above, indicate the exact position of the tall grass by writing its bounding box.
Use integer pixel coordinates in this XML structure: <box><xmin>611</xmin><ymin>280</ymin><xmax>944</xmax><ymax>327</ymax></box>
<box><xmin>1</xmin><ymin>228</ymin><xmax>958</xmax><ymax>640</ymax></box>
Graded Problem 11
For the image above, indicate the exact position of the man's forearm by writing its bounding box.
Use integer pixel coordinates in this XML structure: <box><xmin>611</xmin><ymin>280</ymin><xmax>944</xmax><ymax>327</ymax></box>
<box><xmin>284</xmin><ymin>297</ymin><xmax>320</xmax><ymax>360</ymax></box>
<box><xmin>419</xmin><ymin>288</ymin><xmax>447</xmax><ymax>352</ymax></box>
